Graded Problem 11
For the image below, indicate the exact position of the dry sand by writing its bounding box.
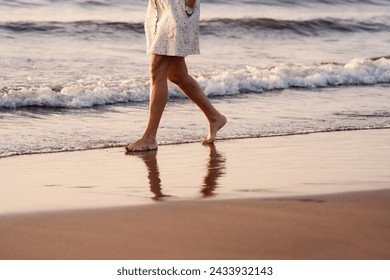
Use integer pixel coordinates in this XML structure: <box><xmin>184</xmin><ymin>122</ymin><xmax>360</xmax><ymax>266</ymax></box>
<box><xmin>0</xmin><ymin>129</ymin><xmax>390</xmax><ymax>259</ymax></box>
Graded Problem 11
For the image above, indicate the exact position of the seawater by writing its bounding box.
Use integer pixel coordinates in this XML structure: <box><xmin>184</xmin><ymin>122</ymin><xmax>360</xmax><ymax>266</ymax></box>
<box><xmin>0</xmin><ymin>0</ymin><xmax>390</xmax><ymax>158</ymax></box>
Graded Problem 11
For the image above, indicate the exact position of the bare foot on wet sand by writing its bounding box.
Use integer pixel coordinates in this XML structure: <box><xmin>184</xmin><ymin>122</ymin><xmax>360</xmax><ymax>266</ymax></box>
<box><xmin>125</xmin><ymin>137</ymin><xmax>157</xmax><ymax>153</ymax></box>
<box><xmin>202</xmin><ymin>114</ymin><xmax>227</xmax><ymax>145</ymax></box>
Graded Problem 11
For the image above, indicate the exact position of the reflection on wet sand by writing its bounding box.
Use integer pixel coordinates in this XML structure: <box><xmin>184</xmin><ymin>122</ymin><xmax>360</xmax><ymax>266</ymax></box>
<box><xmin>201</xmin><ymin>144</ymin><xmax>226</xmax><ymax>197</ymax></box>
<box><xmin>126</xmin><ymin>150</ymin><xmax>168</xmax><ymax>201</ymax></box>
<box><xmin>126</xmin><ymin>144</ymin><xmax>226</xmax><ymax>200</ymax></box>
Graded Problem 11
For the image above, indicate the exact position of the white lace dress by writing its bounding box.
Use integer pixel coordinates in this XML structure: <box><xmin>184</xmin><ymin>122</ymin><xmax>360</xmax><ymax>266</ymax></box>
<box><xmin>144</xmin><ymin>0</ymin><xmax>200</xmax><ymax>57</ymax></box>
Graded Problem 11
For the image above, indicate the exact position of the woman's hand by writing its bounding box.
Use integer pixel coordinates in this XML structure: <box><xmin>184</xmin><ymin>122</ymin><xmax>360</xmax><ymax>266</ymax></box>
<box><xmin>185</xmin><ymin>0</ymin><xmax>196</xmax><ymax>8</ymax></box>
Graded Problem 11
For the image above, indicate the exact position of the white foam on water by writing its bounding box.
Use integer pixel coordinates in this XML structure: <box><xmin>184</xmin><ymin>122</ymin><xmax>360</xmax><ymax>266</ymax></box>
<box><xmin>3</xmin><ymin>57</ymin><xmax>388</xmax><ymax>109</ymax></box>
<box><xmin>200</xmin><ymin>58</ymin><xmax>390</xmax><ymax>96</ymax></box>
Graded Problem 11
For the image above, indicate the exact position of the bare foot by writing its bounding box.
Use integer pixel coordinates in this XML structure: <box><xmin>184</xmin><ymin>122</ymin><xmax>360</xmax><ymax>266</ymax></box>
<box><xmin>125</xmin><ymin>137</ymin><xmax>157</xmax><ymax>153</ymax></box>
<box><xmin>202</xmin><ymin>114</ymin><xmax>227</xmax><ymax>145</ymax></box>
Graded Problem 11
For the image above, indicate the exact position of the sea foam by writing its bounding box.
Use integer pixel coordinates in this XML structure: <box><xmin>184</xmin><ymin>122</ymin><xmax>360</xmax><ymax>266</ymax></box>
<box><xmin>1</xmin><ymin>57</ymin><xmax>389</xmax><ymax>109</ymax></box>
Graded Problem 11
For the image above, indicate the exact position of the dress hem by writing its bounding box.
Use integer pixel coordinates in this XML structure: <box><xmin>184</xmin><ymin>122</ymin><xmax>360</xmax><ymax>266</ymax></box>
<box><xmin>146</xmin><ymin>51</ymin><xmax>201</xmax><ymax>58</ymax></box>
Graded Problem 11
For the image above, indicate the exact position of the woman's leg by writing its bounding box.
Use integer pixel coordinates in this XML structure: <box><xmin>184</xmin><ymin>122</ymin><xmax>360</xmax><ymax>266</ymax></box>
<box><xmin>168</xmin><ymin>57</ymin><xmax>227</xmax><ymax>144</ymax></box>
<box><xmin>126</xmin><ymin>54</ymin><xmax>172</xmax><ymax>152</ymax></box>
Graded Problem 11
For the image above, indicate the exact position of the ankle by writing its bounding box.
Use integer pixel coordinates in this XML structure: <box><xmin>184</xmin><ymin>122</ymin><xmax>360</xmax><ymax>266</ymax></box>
<box><xmin>209</xmin><ymin>113</ymin><xmax>226</xmax><ymax>123</ymax></box>
<box><xmin>140</xmin><ymin>135</ymin><xmax>157</xmax><ymax>143</ymax></box>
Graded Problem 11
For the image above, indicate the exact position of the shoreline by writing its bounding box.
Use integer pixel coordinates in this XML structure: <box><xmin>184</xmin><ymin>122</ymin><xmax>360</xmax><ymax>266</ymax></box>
<box><xmin>1</xmin><ymin>127</ymin><xmax>389</xmax><ymax>160</ymax></box>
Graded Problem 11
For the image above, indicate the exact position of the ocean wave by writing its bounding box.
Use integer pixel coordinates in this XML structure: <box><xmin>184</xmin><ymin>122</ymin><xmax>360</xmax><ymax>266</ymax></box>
<box><xmin>1</xmin><ymin>16</ymin><xmax>389</xmax><ymax>38</ymax></box>
<box><xmin>0</xmin><ymin>0</ymin><xmax>141</xmax><ymax>9</ymax></box>
<box><xmin>213</xmin><ymin>0</ymin><xmax>390</xmax><ymax>7</ymax></box>
<box><xmin>0</xmin><ymin>80</ymin><xmax>150</xmax><ymax>109</ymax></box>
<box><xmin>212</xmin><ymin>0</ymin><xmax>389</xmax><ymax>5</ymax></box>
<box><xmin>0</xmin><ymin>0</ymin><xmax>43</xmax><ymax>8</ymax></box>
<box><xmin>1</xmin><ymin>0</ymin><xmax>388</xmax><ymax>8</ymax></box>
<box><xmin>1</xmin><ymin>57</ymin><xmax>389</xmax><ymax>109</ymax></box>
<box><xmin>200</xmin><ymin>57</ymin><xmax>390</xmax><ymax>96</ymax></box>
<box><xmin>200</xmin><ymin>17</ymin><xmax>390</xmax><ymax>36</ymax></box>
<box><xmin>0</xmin><ymin>20</ymin><xmax>145</xmax><ymax>36</ymax></box>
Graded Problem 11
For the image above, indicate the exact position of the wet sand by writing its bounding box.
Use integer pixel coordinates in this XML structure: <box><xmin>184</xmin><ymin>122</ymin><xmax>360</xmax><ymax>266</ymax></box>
<box><xmin>0</xmin><ymin>129</ymin><xmax>390</xmax><ymax>259</ymax></box>
<box><xmin>0</xmin><ymin>190</ymin><xmax>389</xmax><ymax>260</ymax></box>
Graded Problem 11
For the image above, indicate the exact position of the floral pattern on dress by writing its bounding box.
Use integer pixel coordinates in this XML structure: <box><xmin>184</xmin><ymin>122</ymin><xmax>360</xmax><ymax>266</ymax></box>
<box><xmin>144</xmin><ymin>0</ymin><xmax>200</xmax><ymax>57</ymax></box>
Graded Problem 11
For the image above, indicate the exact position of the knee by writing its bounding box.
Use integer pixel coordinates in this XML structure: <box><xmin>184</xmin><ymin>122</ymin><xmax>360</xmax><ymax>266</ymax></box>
<box><xmin>168</xmin><ymin>72</ymin><xmax>194</xmax><ymax>89</ymax></box>
<box><xmin>168</xmin><ymin>72</ymin><xmax>184</xmax><ymax>86</ymax></box>
<box><xmin>150</xmin><ymin>56</ymin><xmax>170</xmax><ymax>83</ymax></box>
<box><xmin>150</xmin><ymin>66</ymin><xmax>168</xmax><ymax>84</ymax></box>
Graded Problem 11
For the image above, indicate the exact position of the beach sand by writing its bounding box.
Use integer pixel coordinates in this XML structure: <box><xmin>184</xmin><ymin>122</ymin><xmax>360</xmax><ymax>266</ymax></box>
<box><xmin>0</xmin><ymin>190</ymin><xmax>389</xmax><ymax>260</ymax></box>
<box><xmin>0</xmin><ymin>129</ymin><xmax>390</xmax><ymax>259</ymax></box>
